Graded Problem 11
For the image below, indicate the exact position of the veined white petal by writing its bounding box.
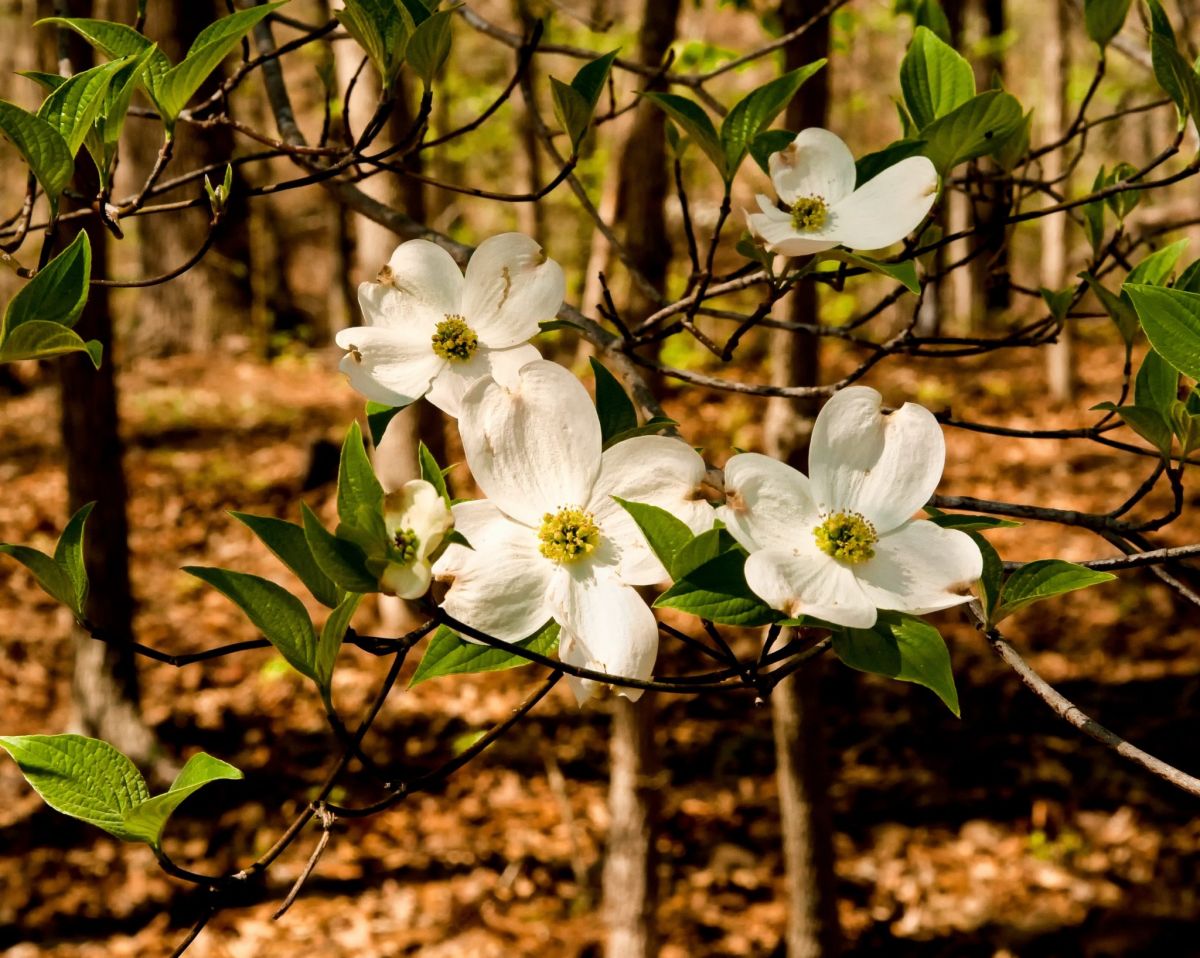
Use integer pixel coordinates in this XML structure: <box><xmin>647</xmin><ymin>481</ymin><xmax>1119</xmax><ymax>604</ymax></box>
<box><xmin>458</xmin><ymin>360</ymin><xmax>602</xmax><ymax>526</ymax></box>
<box><xmin>462</xmin><ymin>233</ymin><xmax>565</xmax><ymax>349</ymax></box>
<box><xmin>483</xmin><ymin>342</ymin><xmax>542</xmax><ymax>387</ymax></box>
<box><xmin>365</xmin><ymin>239</ymin><xmax>464</xmax><ymax>324</ymax></box>
<box><xmin>746</xmin><ymin>209</ymin><xmax>840</xmax><ymax>258</ymax></box>
<box><xmin>335</xmin><ymin>326</ymin><xmax>446</xmax><ymax>406</ymax></box>
<box><xmin>744</xmin><ymin>545</ymin><xmax>877</xmax><ymax>628</ymax></box>
<box><xmin>427</xmin><ymin>342</ymin><xmax>543</xmax><ymax>419</ymax></box>
<box><xmin>855</xmin><ymin>520</ymin><xmax>982</xmax><ymax>615</ymax></box>
<box><xmin>809</xmin><ymin>386</ymin><xmax>945</xmax><ymax>534</ymax></box>
<box><xmin>769</xmin><ymin>128</ymin><xmax>856</xmax><ymax>207</ymax></box>
<box><xmin>589</xmin><ymin>436</ymin><xmax>714</xmax><ymax>586</ymax></box>
<box><xmin>433</xmin><ymin>501</ymin><xmax>554</xmax><ymax>642</ymax></box>
<box><xmin>716</xmin><ymin>453</ymin><xmax>819</xmax><ymax>552</ymax></box>
<box><xmin>558</xmin><ymin>573</ymin><xmax>659</xmax><ymax>703</ymax></box>
<box><xmin>357</xmin><ymin>282</ymin><xmax>444</xmax><ymax>337</ymax></box>
<box><xmin>824</xmin><ymin>155</ymin><xmax>938</xmax><ymax>251</ymax></box>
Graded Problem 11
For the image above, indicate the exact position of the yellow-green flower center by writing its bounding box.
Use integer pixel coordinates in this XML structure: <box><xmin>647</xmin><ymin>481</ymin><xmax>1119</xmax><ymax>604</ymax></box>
<box><xmin>790</xmin><ymin>195</ymin><xmax>828</xmax><ymax>232</ymax></box>
<box><xmin>431</xmin><ymin>315</ymin><xmax>478</xmax><ymax>362</ymax></box>
<box><xmin>813</xmin><ymin>512</ymin><xmax>877</xmax><ymax>564</ymax></box>
<box><xmin>538</xmin><ymin>507</ymin><xmax>600</xmax><ymax>563</ymax></box>
<box><xmin>392</xmin><ymin>527</ymin><xmax>420</xmax><ymax>564</ymax></box>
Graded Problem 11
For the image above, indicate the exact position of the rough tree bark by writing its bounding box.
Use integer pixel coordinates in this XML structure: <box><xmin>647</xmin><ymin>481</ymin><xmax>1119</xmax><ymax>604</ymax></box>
<box><xmin>601</xmin><ymin>2</ymin><xmax>681</xmax><ymax>957</ymax></box>
<box><xmin>1043</xmin><ymin>0</ymin><xmax>1074</xmax><ymax>400</ymax></box>
<box><xmin>764</xmin><ymin>3</ymin><xmax>841</xmax><ymax>956</ymax></box>
<box><xmin>49</xmin><ymin>0</ymin><xmax>157</xmax><ymax>767</ymax></box>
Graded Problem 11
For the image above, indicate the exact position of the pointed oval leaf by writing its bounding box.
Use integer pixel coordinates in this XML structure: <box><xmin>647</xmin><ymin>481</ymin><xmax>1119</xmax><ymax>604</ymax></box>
<box><xmin>833</xmin><ymin>612</ymin><xmax>959</xmax><ymax>716</ymax></box>
<box><xmin>643</xmin><ymin>92</ymin><xmax>726</xmax><ymax>178</ymax></box>
<box><xmin>995</xmin><ymin>560</ymin><xmax>1115</xmax><ymax>623</ymax></box>
<box><xmin>410</xmin><ymin>621</ymin><xmax>560</xmax><ymax>685</ymax></box>
<box><xmin>900</xmin><ymin>25</ymin><xmax>975</xmax><ymax>130</ymax></box>
<box><xmin>720</xmin><ymin>60</ymin><xmax>825</xmax><ymax>174</ymax></box>
<box><xmin>1125</xmin><ymin>284</ymin><xmax>1200</xmax><ymax>381</ymax></box>
<box><xmin>231</xmin><ymin>511</ymin><xmax>342</xmax><ymax>609</ymax></box>
<box><xmin>119</xmin><ymin>752</ymin><xmax>242</xmax><ymax>848</ymax></box>
<box><xmin>0</xmin><ymin>101</ymin><xmax>73</xmax><ymax>205</ymax></box>
<box><xmin>4</xmin><ymin>230</ymin><xmax>91</xmax><ymax>338</ymax></box>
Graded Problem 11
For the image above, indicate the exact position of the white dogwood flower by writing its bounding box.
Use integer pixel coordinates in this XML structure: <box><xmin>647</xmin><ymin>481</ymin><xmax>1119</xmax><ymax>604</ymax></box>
<box><xmin>717</xmin><ymin>386</ymin><xmax>981</xmax><ymax>629</ymax></box>
<box><xmin>746</xmin><ymin>128</ymin><xmax>938</xmax><ymax>257</ymax></box>
<box><xmin>432</xmin><ymin>360</ymin><xmax>714</xmax><ymax>703</ymax></box>
<box><xmin>335</xmin><ymin>233</ymin><xmax>565</xmax><ymax>418</ymax></box>
<box><xmin>379</xmin><ymin>479</ymin><xmax>454</xmax><ymax>599</ymax></box>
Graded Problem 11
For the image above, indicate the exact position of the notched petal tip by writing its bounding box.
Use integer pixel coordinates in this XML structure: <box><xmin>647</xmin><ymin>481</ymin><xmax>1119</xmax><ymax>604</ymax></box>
<box><xmin>377</xmin><ymin>264</ymin><xmax>395</xmax><ymax>286</ymax></box>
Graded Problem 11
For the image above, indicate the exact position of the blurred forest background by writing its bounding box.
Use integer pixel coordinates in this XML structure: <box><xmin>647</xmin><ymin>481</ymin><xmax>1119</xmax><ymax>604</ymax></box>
<box><xmin>4</xmin><ymin>0</ymin><xmax>1200</xmax><ymax>955</ymax></box>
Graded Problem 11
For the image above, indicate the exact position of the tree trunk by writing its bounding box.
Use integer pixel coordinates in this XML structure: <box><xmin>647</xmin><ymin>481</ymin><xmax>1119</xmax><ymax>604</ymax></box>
<box><xmin>765</xmin><ymin>3</ymin><xmax>841</xmax><ymax>956</ymax></box>
<box><xmin>601</xmin><ymin>3</ymin><xmax>681</xmax><ymax>956</ymax></box>
<box><xmin>50</xmin><ymin>0</ymin><xmax>157</xmax><ymax>768</ymax></box>
<box><xmin>123</xmin><ymin>0</ymin><xmax>252</xmax><ymax>355</ymax></box>
<box><xmin>1043</xmin><ymin>0</ymin><xmax>1074</xmax><ymax>401</ymax></box>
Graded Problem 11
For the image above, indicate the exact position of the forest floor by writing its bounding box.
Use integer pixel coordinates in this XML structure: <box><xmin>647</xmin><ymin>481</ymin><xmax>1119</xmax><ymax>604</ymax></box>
<box><xmin>3</xmin><ymin>329</ymin><xmax>1200</xmax><ymax>958</ymax></box>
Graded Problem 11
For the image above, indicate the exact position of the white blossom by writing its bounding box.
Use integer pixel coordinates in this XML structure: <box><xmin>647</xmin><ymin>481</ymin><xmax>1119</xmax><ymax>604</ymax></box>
<box><xmin>432</xmin><ymin>360</ymin><xmax>714</xmax><ymax>703</ymax></box>
<box><xmin>379</xmin><ymin>479</ymin><xmax>454</xmax><ymax>600</ymax></box>
<box><xmin>717</xmin><ymin>386</ymin><xmax>981</xmax><ymax>629</ymax></box>
<box><xmin>746</xmin><ymin>127</ymin><xmax>938</xmax><ymax>257</ymax></box>
<box><xmin>335</xmin><ymin>233</ymin><xmax>565</xmax><ymax>418</ymax></box>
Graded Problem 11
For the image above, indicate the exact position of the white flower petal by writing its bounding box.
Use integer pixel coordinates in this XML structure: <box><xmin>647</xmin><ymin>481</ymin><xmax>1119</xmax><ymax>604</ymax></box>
<box><xmin>384</xmin><ymin>480</ymin><xmax>453</xmax><ymax>560</ymax></box>
<box><xmin>716</xmin><ymin>453</ymin><xmax>819</xmax><ymax>552</ymax></box>
<box><xmin>482</xmin><ymin>342</ymin><xmax>542</xmax><ymax>388</ymax></box>
<box><xmin>825</xmin><ymin>155</ymin><xmax>938</xmax><ymax>251</ymax></box>
<box><xmin>809</xmin><ymin>386</ymin><xmax>945</xmax><ymax>534</ymax></box>
<box><xmin>769</xmin><ymin>128</ymin><xmax>856</xmax><ymax>207</ymax></box>
<box><xmin>588</xmin><ymin>436</ymin><xmax>714</xmax><ymax>586</ymax></box>
<box><xmin>335</xmin><ymin>326</ymin><xmax>446</xmax><ymax>406</ymax></box>
<box><xmin>744</xmin><ymin>546</ymin><xmax>877</xmax><ymax>628</ymax></box>
<box><xmin>373</xmin><ymin>239</ymin><xmax>464</xmax><ymax>319</ymax></box>
<box><xmin>433</xmin><ymin>501</ymin><xmax>554</xmax><ymax>642</ymax></box>
<box><xmin>380</xmin><ymin>559</ymin><xmax>431</xmax><ymax>600</ymax></box>
<box><xmin>558</xmin><ymin>573</ymin><xmax>659</xmax><ymax>703</ymax></box>
<box><xmin>357</xmin><ymin>282</ymin><xmax>444</xmax><ymax>337</ymax></box>
<box><xmin>855</xmin><ymin>520</ymin><xmax>982</xmax><ymax>616</ymax></box>
<box><xmin>462</xmin><ymin>233</ymin><xmax>565</xmax><ymax>349</ymax></box>
<box><xmin>458</xmin><ymin>360</ymin><xmax>602</xmax><ymax>525</ymax></box>
<box><xmin>746</xmin><ymin>210</ymin><xmax>839</xmax><ymax>258</ymax></box>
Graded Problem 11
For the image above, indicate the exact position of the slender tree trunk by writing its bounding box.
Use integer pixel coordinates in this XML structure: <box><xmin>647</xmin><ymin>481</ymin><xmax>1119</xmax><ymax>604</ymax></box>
<box><xmin>601</xmin><ymin>3</ymin><xmax>681</xmax><ymax>957</ymax></box>
<box><xmin>1043</xmin><ymin>0</ymin><xmax>1074</xmax><ymax>400</ymax></box>
<box><xmin>48</xmin><ymin>0</ymin><xmax>156</xmax><ymax>767</ymax></box>
<box><xmin>124</xmin><ymin>0</ymin><xmax>251</xmax><ymax>355</ymax></box>
<box><xmin>764</xmin><ymin>3</ymin><xmax>841</xmax><ymax>956</ymax></box>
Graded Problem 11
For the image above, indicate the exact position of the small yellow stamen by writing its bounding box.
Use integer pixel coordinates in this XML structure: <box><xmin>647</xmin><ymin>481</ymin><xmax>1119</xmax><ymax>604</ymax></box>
<box><xmin>790</xmin><ymin>195</ymin><xmax>828</xmax><ymax>232</ymax></box>
<box><xmin>431</xmin><ymin>315</ymin><xmax>478</xmax><ymax>362</ymax></box>
<box><xmin>538</xmin><ymin>507</ymin><xmax>600</xmax><ymax>563</ymax></box>
<box><xmin>814</xmin><ymin>512</ymin><xmax>877</xmax><ymax>564</ymax></box>
<box><xmin>393</xmin><ymin>527</ymin><xmax>420</xmax><ymax>564</ymax></box>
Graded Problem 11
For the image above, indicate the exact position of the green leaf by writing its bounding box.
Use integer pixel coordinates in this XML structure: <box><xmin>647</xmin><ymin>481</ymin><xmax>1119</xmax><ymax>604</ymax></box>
<box><xmin>1084</xmin><ymin>0</ymin><xmax>1133</xmax><ymax>47</ymax></box>
<box><xmin>231</xmin><ymin>512</ymin><xmax>342</xmax><ymax>609</ymax></box>
<box><xmin>833</xmin><ymin>612</ymin><xmax>959</xmax><ymax>716</ymax></box>
<box><xmin>550</xmin><ymin>50</ymin><xmax>617</xmax><ymax>151</ymax></box>
<box><xmin>1127</xmin><ymin>240</ymin><xmax>1188</xmax><ymax>289</ymax></box>
<box><xmin>571</xmin><ymin>48</ymin><xmax>619</xmax><ymax>108</ymax></box>
<box><xmin>1082</xmin><ymin>271</ymin><xmax>1137</xmax><ymax>346</ymax></box>
<box><xmin>720</xmin><ymin>60</ymin><xmax>824</xmax><ymax>175</ymax></box>
<box><xmin>37</xmin><ymin>57</ymin><xmax>128</xmax><ymax>157</ymax></box>
<box><xmin>1135</xmin><ymin>347</ymin><xmax>1179</xmax><ymax>415</ymax></box>
<box><xmin>1103</xmin><ymin>162</ymin><xmax>1141</xmax><ymax>220</ymax></box>
<box><xmin>1083</xmin><ymin>167</ymin><xmax>1107</xmax><ymax>255</ymax></box>
<box><xmin>0</xmin><ymin>322</ymin><xmax>102</xmax><ymax>367</ymax></box>
<box><xmin>156</xmin><ymin>2</ymin><xmax>289</xmax><ymax>124</ymax></box>
<box><xmin>38</xmin><ymin>18</ymin><xmax>171</xmax><ymax>113</ymax></box>
<box><xmin>926</xmin><ymin>512</ymin><xmax>1021</xmax><ymax>531</ymax></box>
<box><xmin>0</xmin><ymin>543</ymin><xmax>75</xmax><ymax>610</ymax></box>
<box><xmin>1148</xmin><ymin>3</ymin><xmax>1200</xmax><ymax>124</ymax></box>
<box><xmin>613</xmin><ymin>498</ymin><xmax>696</xmax><ymax>577</ymax></box>
<box><xmin>605</xmin><ymin>416</ymin><xmax>678</xmax><ymax>446</ymax></box>
<box><xmin>1176</xmin><ymin>258</ymin><xmax>1200</xmax><ymax>294</ymax></box>
<box><xmin>1093</xmin><ymin>401</ymin><xmax>1173</xmax><ymax>456</ymax></box>
<box><xmin>410</xmin><ymin>620</ymin><xmax>560</xmax><ymax>685</ymax></box>
<box><xmin>993</xmin><ymin>108</ymin><xmax>1032</xmax><ymax>171</ymax></box>
<box><xmin>406</xmin><ymin>9</ymin><xmax>452</xmax><ymax>87</ymax></box>
<box><xmin>1125</xmin><ymin>284</ymin><xmax>1200</xmax><ymax>380</ymax></box>
<box><xmin>590</xmin><ymin>358</ymin><xmax>638</xmax><ymax>446</ymax></box>
<box><xmin>819</xmin><ymin>250</ymin><xmax>921</xmax><ymax>293</ymax></box>
<box><xmin>184</xmin><ymin>565</ymin><xmax>319</xmax><ymax>681</ymax></box>
<box><xmin>54</xmin><ymin>502</ymin><xmax>94</xmax><ymax>614</ymax></box>
<box><xmin>364</xmin><ymin>401</ymin><xmax>402</xmax><ymax>446</ymax></box>
<box><xmin>3</xmin><ymin>230</ymin><xmax>91</xmax><ymax>340</ymax></box>
<box><xmin>900</xmin><ymin>25</ymin><xmax>974</xmax><ymax>130</ymax></box>
<box><xmin>0</xmin><ymin>101</ymin><xmax>74</xmax><ymax>209</ymax></box>
<box><xmin>969</xmin><ymin>531</ymin><xmax>1003</xmax><ymax>623</ymax></box>
<box><xmin>669</xmin><ymin>526</ymin><xmax>734</xmax><ymax>579</ymax></box>
<box><xmin>919</xmin><ymin>90</ymin><xmax>1024</xmax><ymax>173</ymax></box>
<box><xmin>748</xmin><ymin>128</ymin><xmax>795</xmax><ymax>175</ymax></box>
<box><xmin>1039</xmin><ymin>286</ymin><xmax>1074</xmax><ymax>324</ymax></box>
<box><xmin>417</xmin><ymin>441</ymin><xmax>451</xmax><ymax>506</ymax></box>
<box><xmin>301</xmin><ymin>502</ymin><xmax>378</xmax><ymax>594</ymax></box>
<box><xmin>855</xmin><ymin>138</ymin><xmax>926</xmax><ymax>186</ymax></box>
<box><xmin>644</xmin><ymin>92</ymin><xmax>726</xmax><ymax>178</ymax></box>
<box><xmin>335</xmin><ymin>0</ymin><xmax>413</xmax><ymax>86</ymax></box>
<box><xmin>655</xmin><ymin>549</ymin><xmax>778</xmax><ymax>626</ymax></box>
<box><xmin>316</xmin><ymin>593</ymin><xmax>360</xmax><ymax>691</ymax></box>
<box><xmin>994</xmin><ymin>560</ymin><xmax>1115</xmax><ymax>623</ymax></box>
<box><xmin>337</xmin><ymin>421</ymin><xmax>385</xmax><ymax>535</ymax></box>
<box><xmin>119</xmin><ymin>753</ymin><xmax>242</xmax><ymax>848</ymax></box>
<box><xmin>0</xmin><ymin>734</ymin><xmax>149</xmax><ymax>842</ymax></box>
